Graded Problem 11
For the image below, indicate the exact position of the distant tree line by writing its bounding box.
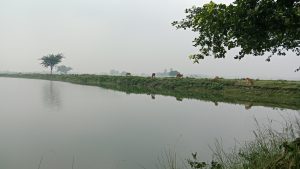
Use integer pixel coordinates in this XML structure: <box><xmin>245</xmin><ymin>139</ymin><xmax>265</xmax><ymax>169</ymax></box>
<box><xmin>109</xmin><ymin>69</ymin><xmax>132</xmax><ymax>76</ymax></box>
<box><xmin>109</xmin><ymin>68</ymin><xmax>181</xmax><ymax>77</ymax></box>
<box><xmin>156</xmin><ymin>68</ymin><xmax>180</xmax><ymax>77</ymax></box>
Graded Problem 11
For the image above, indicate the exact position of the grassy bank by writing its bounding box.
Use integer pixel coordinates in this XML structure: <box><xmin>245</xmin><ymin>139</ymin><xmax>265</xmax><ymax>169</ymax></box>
<box><xmin>0</xmin><ymin>73</ymin><xmax>299</xmax><ymax>110</ymax></box>
<box><xmin>160</xmin><ymin>118</ymin><xmax>300</xmax><ymax>169</ymax></box>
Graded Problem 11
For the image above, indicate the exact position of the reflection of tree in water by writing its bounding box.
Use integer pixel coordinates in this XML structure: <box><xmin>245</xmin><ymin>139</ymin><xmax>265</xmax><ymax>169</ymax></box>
<box><xmin>43</xmin><ymin>81</ymin><xmax>61</xmax><ymax>111</ymax></box>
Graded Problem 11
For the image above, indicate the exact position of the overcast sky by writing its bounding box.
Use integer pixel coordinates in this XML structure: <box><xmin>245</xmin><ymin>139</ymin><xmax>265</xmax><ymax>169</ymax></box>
<box><xmin>0</xmin><ymin>0</ymin><xmax>299</xmax><ymax>80</ymax></box>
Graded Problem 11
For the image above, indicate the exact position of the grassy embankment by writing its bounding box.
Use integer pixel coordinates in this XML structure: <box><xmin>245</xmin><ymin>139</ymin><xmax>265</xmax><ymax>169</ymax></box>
<box><xmin>0</xmin><ymin>73</ymin><xmax>299</xmax><ymax>110</ymax></box>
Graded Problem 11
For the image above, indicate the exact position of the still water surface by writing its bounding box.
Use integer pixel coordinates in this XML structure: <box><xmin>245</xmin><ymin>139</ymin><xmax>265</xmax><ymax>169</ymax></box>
<box><xmin>0</xmin><ymin>77</ymin><xmax>298</xmax><ymax>169</ymax></box>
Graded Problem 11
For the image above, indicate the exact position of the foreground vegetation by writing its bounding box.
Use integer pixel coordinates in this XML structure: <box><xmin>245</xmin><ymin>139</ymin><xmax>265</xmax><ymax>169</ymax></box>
<box><xmin>0</xmin><ymin>73</ymin><xmax>299</xmax><ymax>110</ymax></box>
<box><xmin>159</xmin><ymin>118</ymin><xmax>300</xmax><ymax>169</ymax></box>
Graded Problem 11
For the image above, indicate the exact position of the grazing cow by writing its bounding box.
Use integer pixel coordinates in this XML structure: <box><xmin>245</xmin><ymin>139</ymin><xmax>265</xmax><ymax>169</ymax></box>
<box><xmin>176</xmin><ymin>73</ymin><xmax>183</xmax><ymax>78</ymax></box>
<box><xmin>213</xmin><ymin>76</ymin><xmax>220</xmax><ymax>81</ymax></box>
<box><xmin>126</xmin><ymin>72</ymin><xmax>131</xmax><ymax>76</ymax></box>
<box><xmin>245</xmin><ymin>77</ymin><xmax>254</xmax><ymax>86</ymax></box>
<box><xmin>151</xmin><ymin>73</ymin><xmax>156</xmax><ymax>78</ymax></box>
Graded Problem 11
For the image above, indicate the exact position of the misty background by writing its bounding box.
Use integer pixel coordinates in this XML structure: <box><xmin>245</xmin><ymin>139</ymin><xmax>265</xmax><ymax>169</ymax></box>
<box><xmin>0</xmin><ymin>0</ymin><xmax>299</xmax><ymax>80</ymax></box>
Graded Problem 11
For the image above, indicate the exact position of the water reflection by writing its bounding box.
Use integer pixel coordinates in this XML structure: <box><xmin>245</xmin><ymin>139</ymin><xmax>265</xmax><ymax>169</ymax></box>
<box><xmin>43</xmin><ymin>81</ymin><xmax>61</xmax><ymax>110</ymax></box>
<box><xmin>245</xmin><ymin>103</ymin><xmax>253</xmax><ymax>110</ymax></box>
<box><xmin>0</xmin><ymin>78</ymin><xmax>298</xmax><ymax>169</ymax></box>
<box><xmin>176</xmin><ymin>97</ymin><xmax>183</xmax><ymax>101</ymax></box>
<box><xmin>151</xmin><ymin>94</ymin><xmax>155</xmax><ymax>100</ymax></box>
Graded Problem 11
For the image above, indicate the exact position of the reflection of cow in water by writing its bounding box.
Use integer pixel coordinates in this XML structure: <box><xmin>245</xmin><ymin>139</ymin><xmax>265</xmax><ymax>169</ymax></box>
<box><xmin>176</xmin><ymin>97</ymin><xmax>183</xmax><ymax>101</ymax></box>
<box><xmin>126</xmin><ymin>73</ymin><xmax>131</xmax><ymax>76</ymax></box>
<box><xmin>176</xmin><ymin>73</ymin><xmax>183</xmax><ymax>78</ymax></box>
<box><xmin>245</xmin><ymin>103</ymin><xmax>253</xmax><ymax>110</ymax></box>
<box><xmin>151</xmin><ymin>94</ymin><xmax>155</xmax><ymax>99</ymax></box>
<box><xmin>245</xmin><ymin>78</ymin><xmax>254</xmax><ymax>86</ymax></box>
<box><xmin>151</xmin><ymin>73</ymin><xmax>156</xmax><ymax>78</ymax></box>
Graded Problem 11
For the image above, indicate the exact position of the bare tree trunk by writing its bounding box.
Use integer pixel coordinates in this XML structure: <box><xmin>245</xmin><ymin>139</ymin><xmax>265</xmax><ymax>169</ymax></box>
<box><xmin>50</xmin><ymin>66</ymin><xmax>53</xmax><ymax>74</ymax></box>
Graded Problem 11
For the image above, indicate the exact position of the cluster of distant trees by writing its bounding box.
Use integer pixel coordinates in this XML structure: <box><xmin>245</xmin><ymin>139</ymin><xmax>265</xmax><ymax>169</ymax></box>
<box><xmin>56</xmin><ymin>65</ymin><xmax>72</xmax><ymax>74</ymax></box>
<box><xmin>156</xmin><ymin>68</ymin><xmax>180</xmax><ymax>77</ymax></box>
<box><xmin>40</xmin><ymin>56</ymin><xmax>183</xmax><ymax>77</ymax></box>
<box><xmin>40</xmin><ymin>53</ymin><xmax>72</xmax><ymax>74</ymax></box>
<box><xmin>109</xmin><ymin>69</ymin><xmax>132</xmax><ymax>76</ymax></box>
<box><xmin>108</xmin><ymin>68</ymin><xmax>181</xmax><ymax>77</ymax></box>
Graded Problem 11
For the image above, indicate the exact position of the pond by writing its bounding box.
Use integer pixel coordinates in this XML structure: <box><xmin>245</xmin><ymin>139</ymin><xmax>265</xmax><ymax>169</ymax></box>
<box><xmin>0</xmin><ymin>77</ymin><xmax>298</xmax><ymax>169</ymax></box>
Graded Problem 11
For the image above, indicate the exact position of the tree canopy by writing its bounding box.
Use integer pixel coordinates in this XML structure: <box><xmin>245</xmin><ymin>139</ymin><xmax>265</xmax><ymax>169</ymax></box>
<box><xmin>169</xmin><ymin>70</ymin><xmax>180</xmax><ymax>76</ymax></box>
<box><xmin>172</xmin><ymin>0</ymin><xmax>300</xmax><ymax>63</ymax></box>
<box><xmin>40</xmin><ymin>53</ymin><xmax>64</xmax><ymax>74</ymax></box>
<box><xmin>56</xmin><ymin>65</ymin><xmax>72</xmax><ymax>74</ymax></box>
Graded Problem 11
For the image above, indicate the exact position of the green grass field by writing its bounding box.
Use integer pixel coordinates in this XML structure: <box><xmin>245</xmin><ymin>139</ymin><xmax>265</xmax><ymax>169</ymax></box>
<box><xmin>1</xmin><ymin>73</ymin><xmax>299</xmax><ymax>110</ymax></box>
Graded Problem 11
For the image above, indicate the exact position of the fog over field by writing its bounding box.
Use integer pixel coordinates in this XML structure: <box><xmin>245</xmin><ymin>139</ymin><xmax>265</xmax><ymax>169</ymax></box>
<box><xmin>0</xmin><ymin>0</ymin><xmax>299</xmax><ymax>80</ymax></box>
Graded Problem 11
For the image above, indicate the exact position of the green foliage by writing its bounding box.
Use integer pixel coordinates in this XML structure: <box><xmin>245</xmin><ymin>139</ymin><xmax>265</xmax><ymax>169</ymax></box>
<box><xmin>173</xmin><ymin>0</ymin><xmax>300</xmax><ymax>62</ymax></box>
<box><xmin>56</xmin><ymin>65</ymin><xmax>72</xmax><ymax>74</ymax></box>
<box><xmin>40</xmin><ymin>53</ymin><xmax>64</xmax><ymax>74</ymax></box>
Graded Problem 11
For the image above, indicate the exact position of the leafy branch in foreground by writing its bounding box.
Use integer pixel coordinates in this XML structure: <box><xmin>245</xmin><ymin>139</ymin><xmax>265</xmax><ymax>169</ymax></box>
<box><xmin>172</xmin><ymin>0</ymin><xmax>300</xmax><ymax>62</ymax></box>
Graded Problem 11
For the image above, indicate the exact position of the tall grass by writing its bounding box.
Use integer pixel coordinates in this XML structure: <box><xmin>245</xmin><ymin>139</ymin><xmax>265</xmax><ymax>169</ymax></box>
<box><xmin>186</xmin><ymin>117</ymin><xmax>300</xmax><ymax>169</ymax></box>
<box><xmin>157</xmin><ymin>117</ymin><xmax>300</xmax><ymax>169</ymax></box>
<box><xmin>156</xmin><ymin>150</ymin><xmax>187</xmax><ymax>169</ymax></box>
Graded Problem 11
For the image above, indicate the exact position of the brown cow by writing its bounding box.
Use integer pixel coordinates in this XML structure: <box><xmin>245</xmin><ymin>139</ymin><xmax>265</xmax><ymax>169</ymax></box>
<box><xmin>176</xmin><ymin>73</ymin><xmax>183</xmax><ymax>78</ymax></box>
<box><xmin>213</xmin><ymin>76</ymin><xmax>220</xmax><ymax>81</ymax></box>
<box><xmin>151</xmin><ymin>73</ymin><xmax>156</xmax><ymax>78</ymax></box>
<box><xmin>245</xmin><ymin>77</ymin><xmax>254</xmax><ymax>86</ymax></box>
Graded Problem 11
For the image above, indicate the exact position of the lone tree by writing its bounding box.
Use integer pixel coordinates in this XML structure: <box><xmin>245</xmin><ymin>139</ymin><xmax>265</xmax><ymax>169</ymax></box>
<box><xmin>56</xmin><ymin>65</ymin><xmax>72</xmax><ymax>74</ymax></box>
<box><xmin>40</xmin><ymin>53</ymin><xmax>64</xmax><ymax>74</ymax></box>
<box><xmin>173</xmin><ymin>0</ymin><xmax>299</xmax><ymax>70</ymax></box>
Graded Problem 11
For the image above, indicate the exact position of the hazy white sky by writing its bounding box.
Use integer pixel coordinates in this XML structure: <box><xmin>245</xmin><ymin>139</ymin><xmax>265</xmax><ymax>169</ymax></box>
<box><xmin>0</xmin><ymin>0</ymin><xmax>299</xmax><ymax>80</ymax></box>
